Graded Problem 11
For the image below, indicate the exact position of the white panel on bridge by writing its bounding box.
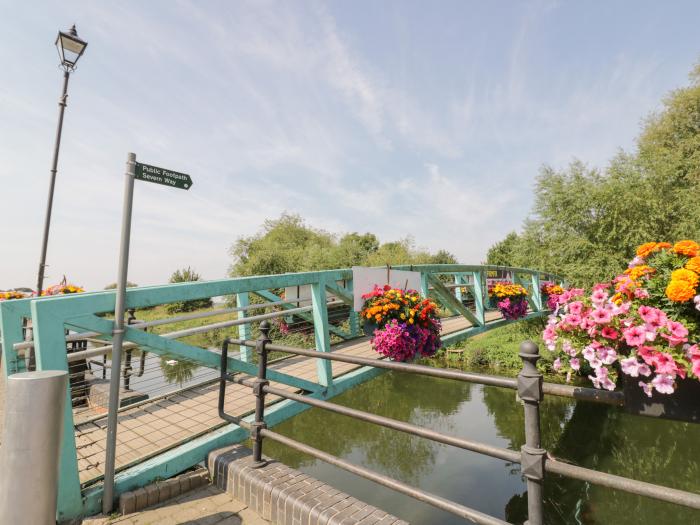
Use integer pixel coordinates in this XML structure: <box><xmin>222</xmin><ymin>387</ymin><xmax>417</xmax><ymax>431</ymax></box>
<box><xmin>352</xmin><ymin>266</ymin><xmax>422</xmax><ymax>311</ymax></box>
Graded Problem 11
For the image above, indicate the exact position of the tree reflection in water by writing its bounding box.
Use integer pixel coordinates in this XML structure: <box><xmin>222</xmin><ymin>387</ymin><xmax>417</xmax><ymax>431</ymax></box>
<box><xmin>482</xmin><ymin>386</ymin><xmax>700</xmax><ymax>524</ymax></box>
<box><xmin>257</xmin><ymin>370</ymin><xmax>700</xmax><ymax>524</ymax></box>
<box><xmin>159</xmin><ymin>355</ymin><xmax>199</xmax><ymax>387</ymax></box>
<box><xmin>263</xmin><ymin>371</ymin><xmax>472</xmax><ymax>484</ymax></box>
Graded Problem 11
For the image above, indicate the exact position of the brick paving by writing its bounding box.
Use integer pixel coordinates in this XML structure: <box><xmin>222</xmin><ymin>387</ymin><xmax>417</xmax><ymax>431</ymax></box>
<box><xmin>82</xmin><ymin>484</ymin><xmax>270</xmax><ymax>525</ymax></box>
<box><xmin>208</xmin><ymin>445</ymin><xmax>408</xmax><ymax>525</ymax></box>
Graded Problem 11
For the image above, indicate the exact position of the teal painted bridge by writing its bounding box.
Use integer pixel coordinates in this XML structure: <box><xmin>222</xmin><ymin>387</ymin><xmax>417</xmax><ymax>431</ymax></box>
<box><xmin>0</xmin><ymin>264</ymin><xmax>562</xmax><ymax>522</ymax></box>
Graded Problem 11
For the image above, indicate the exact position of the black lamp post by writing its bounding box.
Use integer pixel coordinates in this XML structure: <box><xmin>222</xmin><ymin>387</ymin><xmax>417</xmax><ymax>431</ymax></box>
<box><xmin>36</xmin><ymin>25</ymin><xmax>88</xmax><ymax>296</ymax></box>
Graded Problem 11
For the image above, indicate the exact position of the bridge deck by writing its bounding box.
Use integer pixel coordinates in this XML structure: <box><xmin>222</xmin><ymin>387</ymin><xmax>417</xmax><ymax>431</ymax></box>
<box><xmin>74</xmin><ymin>313</ymin><xmax>502</xmax><ymax>486</ymax></box>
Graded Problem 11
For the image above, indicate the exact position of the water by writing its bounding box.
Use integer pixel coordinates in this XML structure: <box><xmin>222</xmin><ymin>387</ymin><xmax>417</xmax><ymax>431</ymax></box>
<box><xmin>259</xmin><ymin>371</ymin><xmax>700</xmax><ymax>524</ymax></box>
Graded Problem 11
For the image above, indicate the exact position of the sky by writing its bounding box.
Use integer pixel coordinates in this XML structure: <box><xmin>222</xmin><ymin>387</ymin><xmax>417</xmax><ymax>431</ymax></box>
<box><xmin>1</xmin><ymin>1</ymin><xmax>699</xmax><ymax>291</ymax></box>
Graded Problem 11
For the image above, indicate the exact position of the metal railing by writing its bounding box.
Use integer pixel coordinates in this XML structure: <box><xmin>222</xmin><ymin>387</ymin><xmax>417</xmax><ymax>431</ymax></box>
<box><xmin>220</xmin><ymin>321</ymin><xmax>700</xmax><ymax>525</ymax></box>
<box><xmin>0</xmin><ymin>263</ymin><xmax>564</xmax><ymax>521</ymax></box>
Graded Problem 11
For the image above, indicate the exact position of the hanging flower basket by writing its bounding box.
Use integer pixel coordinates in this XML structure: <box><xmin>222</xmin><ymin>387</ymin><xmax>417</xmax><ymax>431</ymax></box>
<box><xmin>360</xmin><ymin>285</ymin><xmax>442</xmax><ymax>361</ymax></box>
<box><xmin>544</xmin><ymin>240</ymin><xmax>700</xmax><ymax>400</ymax></box>
<box><xmin>0</xmin><ymin>290</ymin><xmax>31</xmax><ymax>301</ymax></box>
<box><xmin>41</xmin><ymin>276</ymin><xmax>84</xmax><ymax>296</ymax></box>
<box><xmin>488</xmin><ymin>281</ymin><xmax>529</xmax><ymax>320</ymax></box>
<box><xmin>541</xmin><ymin>281</ymin><xmax>564</xmax><ymax>310</ymax></box>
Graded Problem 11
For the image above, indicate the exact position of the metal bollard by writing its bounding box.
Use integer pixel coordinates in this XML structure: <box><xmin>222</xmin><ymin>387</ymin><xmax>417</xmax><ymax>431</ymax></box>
<box><xmin>0</xmin><ymin>370</ymin><xmax>68</xmax><ymax>525</ymax></box>
<box><xmin>251</xmin><ymin>320</ymin><xmax>271</xmax><ymax>468</ymax></box>
<box><xmin>518</xmin><ymin>341</ymin><xmax>546</xmax><ymax>525</ymax></box>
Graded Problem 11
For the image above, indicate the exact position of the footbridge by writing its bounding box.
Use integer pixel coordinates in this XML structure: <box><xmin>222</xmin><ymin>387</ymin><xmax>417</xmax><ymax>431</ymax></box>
<box><xmin>2</xmin><ymin>264</ymin><xmax>698</xmax><ymax>523</ymax></box>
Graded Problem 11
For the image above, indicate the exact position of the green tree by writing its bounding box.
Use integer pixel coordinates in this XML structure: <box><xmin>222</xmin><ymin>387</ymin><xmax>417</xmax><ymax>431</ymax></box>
<box><xmin>166</xmin><ymin>267</ymin><xmax>213</xmax><ymax>314</ymax></box>
<box><xmin>104</xmin><ymin>281</ymin><xmax>138</xmax><ymax>289</ymax></box>
<box><xmin>487</xmin><ymin>62</ymin><xmax>700</xmax><ymax>286</ymax></box>
<box><xmin>485</xmin><ymin>232</ymin><xmax>520</xmax><ymax>266</ymax></box>
<box><xmin>230</xmin><ymin>214</ymin><xmax>457</xmax><ymax>276</ymax></box>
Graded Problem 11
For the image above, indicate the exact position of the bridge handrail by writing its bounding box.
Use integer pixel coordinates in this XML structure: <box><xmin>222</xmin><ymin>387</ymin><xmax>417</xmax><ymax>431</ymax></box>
<box><xmin>0</xmin><ymin>262</ymin><xmax>564</xmax><ymax>521</ymax></box>
<box><xmin>221</xmin><ymin>324</ymin><xmax>700</xmax><ymax>525</ymax></box>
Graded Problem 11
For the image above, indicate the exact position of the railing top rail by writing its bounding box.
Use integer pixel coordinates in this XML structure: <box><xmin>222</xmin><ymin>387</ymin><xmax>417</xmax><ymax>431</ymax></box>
<box><xmin>0</xmin><ymin>264</ymin><xmax>564</xmax><ymax>319</ymax></box>
<box><xmin>228</xmin><ymin>337</ymin><xmax>625</xmax><ymax>406</ymax></box>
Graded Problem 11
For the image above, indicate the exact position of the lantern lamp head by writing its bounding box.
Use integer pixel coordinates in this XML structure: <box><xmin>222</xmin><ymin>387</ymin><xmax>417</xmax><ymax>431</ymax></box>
<box><xmin>55</xmin><ymin>25</ymin><xmax>87</xmax><ymax>71</ymax></box>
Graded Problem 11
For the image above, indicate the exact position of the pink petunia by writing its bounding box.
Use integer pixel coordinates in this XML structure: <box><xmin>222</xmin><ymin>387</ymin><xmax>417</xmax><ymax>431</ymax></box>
<box><xmin>620</xmin><ymin>357</ymin><xmax>642</xmax><ymax>377</ymax></box>
<box><xmin>597</xmin><ymin>347</ymin><xmax>617</xmax><ymax>365</ymax></box>
<box><xmin>589</xmin><ymin>366</ymin><xmax>615</xmax><ymax>390</ymax></box>
<box><xmin>553</xmin><ymin>358</ymin><xmax>562</xmax><ymax>371</ymax></box>
<box><xmin>692</xmin><ymin>358</ymin><xmax>700</xmax><ymax>377</ymax></box>
<box><xmin>590</xmin><ymin>289</ymin><xmax>609</xmax><ymax>305</ymax></box>
<box><xmin>638</xmin><ymin>381</ymin><xmax>653</xmax><ymax>397</ymax></box>
<box><xmin>568</xmin><ymin>301</ymin><xmax>584</xmax><ymax>315</ymax></box>
<box><xmin>564</xmin><ymin>313</ymin><xmax>582</xmax><ymax>326</ymax></box>
<box><xmin>651</xmin><ymin>374</ymin><xmax>675</xmax><ymax>395</ymax></box>
<box><xmin>601</xmin><ymin>326</ymin><xmax>619</xmax><ymax>340</ymax></box>
<box><xmin>634</xmin><ymin>288</ymin><xmax>650</xmax><ymax>299</ymax></box>
<box><xmin>651</xmin><ymin>352</ymin><xmax>679</xmax><ymax>376</ymax></box>
<box><xmin>628</xmin><ymin>256</ymin><xmax>645</xmax><ymax>268</ymax></box>
<box><xmin>662</xmin><ymin>320</ymin><xmax>689</xmax><ymax>346</ymax></box>
<box><xmin>623</xmin><ymin>325</ymin><xmax>647</xmax><ymax>347</ymax></box>
<box><xmin>591</xmin><ymin>308</ymin><xmax>613</xmax><ymax>324</ymax></box>
<box><xmin>570</xmin><ymin>357</ymin><xmax>580</xmax><ymax>370</ymax></box>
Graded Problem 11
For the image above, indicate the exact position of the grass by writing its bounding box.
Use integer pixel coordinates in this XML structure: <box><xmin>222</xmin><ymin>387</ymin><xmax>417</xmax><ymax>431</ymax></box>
<box><xmin>433</xmin><ymin>318</ymin><xmax>556</xmax><ymax>375</ymax></box>
<box><xmin>130</xmin><ymin>304</ymin><xmax>346</xmax><ymax>363</ymax></box>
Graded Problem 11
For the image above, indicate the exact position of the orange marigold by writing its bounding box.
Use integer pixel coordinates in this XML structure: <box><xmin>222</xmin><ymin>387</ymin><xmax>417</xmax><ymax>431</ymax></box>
<box><xmin>671</xmin><ymin>268</ymin><xmax>699</xmax><ymax>288</ymax></box>
<box><xmin>626</xmin><ymin>265</ymin><xmax>655</xmax><ymax>281</ymax></box>
<box><xmin>636</xmin><ymin>242</ymin><xmax>658</xmax><ymax>258</ymax></box>
<box><xmin>686</xmin><ymin>256</ymin><xmax>700</xmax><ymax>274</ymax></box>
<box><xmin>666</xmin><ymin>280</ymin><xmax>697</xmax><ymax>303</ymax></box>
<box><xmin>673</xmin><ymin>240</ymin><xmax>700</xmax><ymax>257</ymax></box>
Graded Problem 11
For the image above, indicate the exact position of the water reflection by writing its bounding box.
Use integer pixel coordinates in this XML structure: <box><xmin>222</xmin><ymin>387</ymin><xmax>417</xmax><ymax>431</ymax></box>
<box><xmin>262</xmin><ymin>371</ymin><xmax>700</xmax><ymax>524</ymax></box>
<box><xmin>159</xmin><ymin>355</ymin><xmax>199</xmax><ymax>387</ymax></box>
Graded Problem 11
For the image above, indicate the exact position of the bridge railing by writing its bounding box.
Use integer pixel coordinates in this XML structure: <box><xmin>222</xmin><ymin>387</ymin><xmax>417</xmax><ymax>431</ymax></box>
<box><xmin>0</xmin><ymin>264</ymin><xmax>562</xmax><ymax>521</ymax></box>
<box><xmin>222</xmin><ymin>323</ymin><xmax>700</xmax><ymax>525</ymax></box>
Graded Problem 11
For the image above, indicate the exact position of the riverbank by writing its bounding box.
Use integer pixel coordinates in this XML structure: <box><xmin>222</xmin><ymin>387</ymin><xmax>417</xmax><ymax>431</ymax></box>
<box><xmin>431</xmin><ymin>318</ymin><xmax>556</xmax><ymax>374</ymax></box>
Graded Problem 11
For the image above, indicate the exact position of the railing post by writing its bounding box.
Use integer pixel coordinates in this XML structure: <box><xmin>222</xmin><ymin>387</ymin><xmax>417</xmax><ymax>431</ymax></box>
<box><xmin>311</xmin><ymin>277</ymin><xmax>333</xmax><ymax>386</ymax></box>
<box><xmin>531</xmin><ymin>273</ymin><xmax>542</xmax><ymax>311</ymax></box>
<box><xmin>518</xmin><ymin>341</ymin><xmax>546</xmax><ymax>525</ymax></box>
<box><xmin>236</xmin><ymin>292</ymin><xmax>252</xmax><ymax>362</ymax></box>
<box><xmin>454</xmin><ymin>274</ymin><xmax>463</xmax><ymax>302</ymax></box>
<box><xmin>471</xmin><ymin>271</ymin><xmax>486</xmax><ymax>325</ymax></box>
<box><xmin>251</xmin><ymin>320</ymin><xmax>271</xmax><ymax>468</ymax></box>
<box><xmin>347</xmin><ymin>279</ymin><xmax>359</xmax><ymax>338</ymax></box>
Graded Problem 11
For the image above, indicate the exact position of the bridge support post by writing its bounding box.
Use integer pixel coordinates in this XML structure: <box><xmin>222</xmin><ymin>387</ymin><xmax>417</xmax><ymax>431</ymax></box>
<box><xmin>251</xmin><ymin>321</ymin><xmax>271</xmax><ymax>468</ymax></box>
<box><xmin>518</xmin><ymin>341</ymin><xmax>545</xmax><ymax>525</ymax></box>
<box><xmin>471</xmin><ymin>271</ymin><xmax>486</xmax><ymax>325</ymax></box>
<box><xmin>236</xmin><ymin>292</ymin><xmax>252</xmax><ymax>362</ymax></box>
<box><xmin>311</xmin><ymin>278</ymin><xmax>333</xmax><ymax>386</ymax></box>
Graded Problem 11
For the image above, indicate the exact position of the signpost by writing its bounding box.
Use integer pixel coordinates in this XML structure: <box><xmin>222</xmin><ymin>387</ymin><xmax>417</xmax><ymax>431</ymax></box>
<box><xmin>103</xmin><ymin>153</ymin><xmax>193</xmax><ymax>514</ymax></box>
<box><xmin>135</xmin><ymin>162</ymin><xmax>193</xmax><ymax>190</ymax></box>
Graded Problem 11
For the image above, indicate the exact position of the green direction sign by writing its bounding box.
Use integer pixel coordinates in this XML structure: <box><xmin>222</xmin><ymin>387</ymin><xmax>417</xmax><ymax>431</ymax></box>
<box><xmin>135</xmin><ymin>162</ymin><xmax>193</xmax><ymax>190</ymax></box>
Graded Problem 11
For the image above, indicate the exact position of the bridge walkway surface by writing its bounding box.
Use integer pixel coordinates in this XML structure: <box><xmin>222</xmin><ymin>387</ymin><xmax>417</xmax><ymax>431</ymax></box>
<box><xmin>73</xmin><ymin>313</ymin><xmax>502</xmax><ymax>487</ymax></box>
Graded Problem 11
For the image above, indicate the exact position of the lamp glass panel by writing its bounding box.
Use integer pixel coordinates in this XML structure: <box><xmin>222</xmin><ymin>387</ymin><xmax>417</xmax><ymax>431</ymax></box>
<box><xmin>59</xmin><ymin>34</ymin><xmax>86</xmax><ymax>54</ymax></box>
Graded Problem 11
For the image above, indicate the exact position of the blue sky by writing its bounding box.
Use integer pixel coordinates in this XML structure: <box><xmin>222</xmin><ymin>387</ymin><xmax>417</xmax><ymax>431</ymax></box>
<box><xmin>1</xmin><ymin>1</ymin><xmax>699</xmax><ymax>290</ymax></box>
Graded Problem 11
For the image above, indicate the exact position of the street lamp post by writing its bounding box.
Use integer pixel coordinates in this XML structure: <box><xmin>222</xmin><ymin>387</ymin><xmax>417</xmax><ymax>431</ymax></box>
<box><xmin>35</xmin><ymin>25</ymin><xmax>87</xmax><ymax>296</ymax></box>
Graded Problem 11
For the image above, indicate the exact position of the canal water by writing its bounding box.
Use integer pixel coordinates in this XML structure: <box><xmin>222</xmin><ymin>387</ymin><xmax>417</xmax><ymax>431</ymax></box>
<box><xmin>259</xmin><ymin>369</ymin><xmax>700</xmax><ymax>524</ymax></box>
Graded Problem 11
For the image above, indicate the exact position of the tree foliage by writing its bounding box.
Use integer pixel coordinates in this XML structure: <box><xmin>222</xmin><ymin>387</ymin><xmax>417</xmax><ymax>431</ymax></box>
<box><xmin>166</xmin><ymin>266</ymin><xmax>213</xmax><ymax>313</ymax></box>
<box><xmin>229</xmin><ymin>213</ymin><xmax>456</xmax><ymax>276</ymax></box>
<box><xmin>487</xmin><ymin>63</ymin><xmax>700</xmax><ymax>286</ymax></box>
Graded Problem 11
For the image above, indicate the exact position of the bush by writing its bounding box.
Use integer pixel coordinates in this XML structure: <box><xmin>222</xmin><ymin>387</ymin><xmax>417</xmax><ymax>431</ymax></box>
<box><xmin>166</xmin><ymin>267</ymin><xmax>213</xmax><ymax>314</ymax></box>
<box><xmin>104</xmin><ymin>281</ymin><xmax>138</xmax><ymax>289</ymax></box>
